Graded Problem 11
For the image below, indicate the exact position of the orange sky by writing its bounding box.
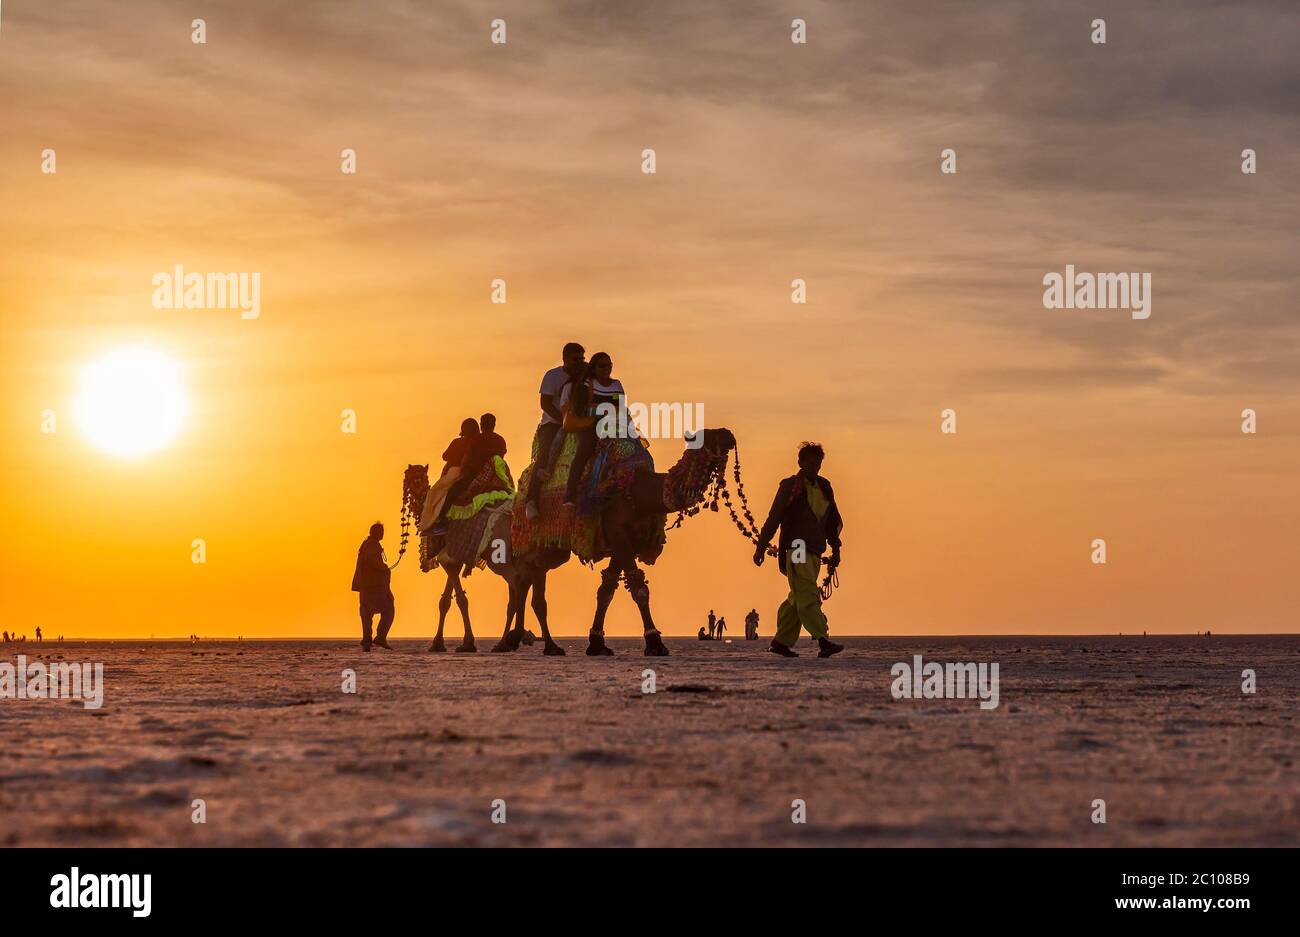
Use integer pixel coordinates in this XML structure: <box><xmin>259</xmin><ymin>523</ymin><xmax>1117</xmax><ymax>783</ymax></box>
<box><xmin>2</xmin><ymin>1</ymin><xmax>1298</xmax><ymax>637</ymax></box>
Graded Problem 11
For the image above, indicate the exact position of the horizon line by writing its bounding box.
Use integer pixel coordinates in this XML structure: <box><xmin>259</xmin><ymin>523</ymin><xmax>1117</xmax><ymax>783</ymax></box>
<box><xmin>7</xmin><ymin>632</ymin><xmax>1291</xmax><ymax>642</ymax></box>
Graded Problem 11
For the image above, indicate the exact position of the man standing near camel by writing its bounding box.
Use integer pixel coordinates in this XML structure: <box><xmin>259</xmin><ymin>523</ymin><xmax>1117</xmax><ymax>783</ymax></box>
<box><xmin>352</xmin><ymin>522</ymin><xmax>395</xmax><ymax>651</ymax></box>
<box><xmin>754</xmin><ymin>442</ymin><xmax>845</xmax><ymax>659</ymax></box>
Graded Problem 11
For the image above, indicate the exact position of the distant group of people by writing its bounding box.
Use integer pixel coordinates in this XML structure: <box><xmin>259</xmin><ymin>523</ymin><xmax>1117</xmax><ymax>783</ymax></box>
<box><xmin>697</xmin><ymin>611</ymin><xmax>725</xmax><ymax>640</ymax></box>
<box><xmin>695</xmin><ymin>609</ymin><xmax>765</xmax><ymax>641</ymax></box>
<box><xmin>3</xmin><ymin>627</ymin><xmax>45</xmax><ymax>643</ymax></box>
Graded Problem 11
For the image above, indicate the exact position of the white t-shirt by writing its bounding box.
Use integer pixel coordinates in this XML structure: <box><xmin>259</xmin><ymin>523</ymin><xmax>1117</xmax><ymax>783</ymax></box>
<box><xmin>558</xmin><ymin>378</ymin><xmax>625</xmax><ymax>412</ymax></box>
<box><xmin>538</xmin><ymin>366</ymin><xmax>570</xmax><ymax>425</ymax></box>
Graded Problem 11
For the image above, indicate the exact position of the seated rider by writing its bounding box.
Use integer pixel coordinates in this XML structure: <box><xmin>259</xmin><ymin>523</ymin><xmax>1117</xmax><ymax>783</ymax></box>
<box><xmin>443</xmin><ymin>418</ymin><xmax>480</xmax><ymax>472</ymax></box>
<box><xmin>525</xmin><ymin>342</ymin><xmax>586</xmax><ymax>522</ymax></box>
<box><xmin>420</xmin><ymin>417</ymin><xmax>479</xmax><ymax>535</ymax></box>
<box><xmin>559</xmin><ymin>351</ymin><xmax>627</xmax><ymax>508</ymax></box>
<box><xmin>432</xmin><ymin>412</ymin><xmax>508</xmax><ymax>529</ymax></box>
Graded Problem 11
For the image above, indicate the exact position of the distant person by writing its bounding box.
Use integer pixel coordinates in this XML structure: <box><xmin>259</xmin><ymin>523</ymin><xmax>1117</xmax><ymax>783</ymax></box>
<box><xmin>754</xmin><ymin>442</ymin><xmax>844</xmax><ymax>659</ymax></box>
<box><xmin>716</xmin><ymin>617</ymin><xmax>727</xmax><ymax>640</ymax></box>
<box><xmin>745</xmin><ymin>609</ymin><xmax>759</xmax><ymax>640</ymax></box>
<box><xmin>525</xmin><ymin>342</ymin><xmax>586</xmax><ymax>521</ymax></box>
<box><xmin>35</xmin><ymin>627</ymin><xmax>42</xmax><ymax>643</ymax></box>
<box><xmin>697</xmin><ymin>626</ymin><xmax>709</xmax><ymax>641</ymax></box>
<box><xmin>352</xmin><ymin>522</ymin><xmax>395</xmax><ymax>652</ymax></box>
<box><xmin>707</xmin><ymin>610</ymin><xmax>716</xmax><ymax>639</ymax></box>
<box><xmin>2</xmin><ymin>631</ymin><xmax>8</xmax><ymax>643</ymax></box>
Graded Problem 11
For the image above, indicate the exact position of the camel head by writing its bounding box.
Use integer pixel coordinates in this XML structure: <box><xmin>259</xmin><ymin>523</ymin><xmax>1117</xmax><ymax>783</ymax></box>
<box><xmin>663</xmin><ymin>427</ymin><xmax>737</xmax><ymax>512</ymax></box>
<box><xmin>402</xmin><ymin>463</ymin><xmax>430</xmax><ymax>520</ymax></box>
<box><xmin>695</xmin><ymin>427</ymin><xmax>736</xmax><ymax>457</ymax></box>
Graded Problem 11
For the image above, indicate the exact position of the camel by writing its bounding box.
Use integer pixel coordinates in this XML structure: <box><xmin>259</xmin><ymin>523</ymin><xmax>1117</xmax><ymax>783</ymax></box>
<box><xmin>501</xmin><ymin>427</ymin><xmax>738</xmax><ymax>657</ymax></box>
<box><xmin>400</xmin><ymin>465</ymin><xmax>542</xmax><ymax>654</ymax></box>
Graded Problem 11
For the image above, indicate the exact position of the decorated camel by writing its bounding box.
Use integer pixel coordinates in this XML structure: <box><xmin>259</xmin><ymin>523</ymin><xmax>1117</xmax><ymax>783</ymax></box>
<box><xmin>502</xmin><ymin>425</ymin><xmax>738</xmax><ymax>656</ymax></box>
<box><xmin>399</xmin><ymin>459</ymin><xmax>531</xmax><ymax>653</ymax></box>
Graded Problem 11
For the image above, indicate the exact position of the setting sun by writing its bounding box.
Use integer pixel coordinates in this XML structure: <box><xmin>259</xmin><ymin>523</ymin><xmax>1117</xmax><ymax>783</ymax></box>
<box><xmin>72</xmin><ymin>347</ymin><xmax>189</xmax><ymax>458</ymax></box>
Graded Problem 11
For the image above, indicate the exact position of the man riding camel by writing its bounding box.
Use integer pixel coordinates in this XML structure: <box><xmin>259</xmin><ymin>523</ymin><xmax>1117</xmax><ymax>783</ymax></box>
<box><xmin>753</xmin><ymin>441</ymin><xmax>845</xmax><ymax>659</ymax></box>
<box><xmin>525</xmin><ymin>342</ymin><xmax>586</xmax><ymax>522</ymax></box>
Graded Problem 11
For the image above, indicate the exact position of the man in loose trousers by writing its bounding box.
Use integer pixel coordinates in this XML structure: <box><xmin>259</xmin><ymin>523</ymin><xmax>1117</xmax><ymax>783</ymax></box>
<box><xmin>753</xmin><ymin>442</ymin><xmax>845</xmax><ymax>658</ymax></box>
<box><xmin>352</xmin><ymin>522</ymin><xmax>395</xmax><ymax>651</ymax></box>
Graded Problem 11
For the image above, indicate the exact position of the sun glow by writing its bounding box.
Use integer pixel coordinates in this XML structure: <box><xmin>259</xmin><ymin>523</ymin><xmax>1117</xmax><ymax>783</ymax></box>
<box><xmin>73</xmin><ymin>347</ymin><xmax>190</xmax><ymax>458</ymax></box>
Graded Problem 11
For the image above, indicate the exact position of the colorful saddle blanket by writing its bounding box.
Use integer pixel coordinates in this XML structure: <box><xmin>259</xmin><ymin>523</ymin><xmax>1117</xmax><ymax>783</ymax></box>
<box><xmin>511</xmin><ymin>429</ymin><xmax>665</xmax><ymax>564</ymax></box>
<box><xmin>420</xmin><ymin>456</ymin><xmax>514</xmax><ymax>571</ymax></box>
<box><xmin>446</xmin><ymin>456</ymin><xmax>514</xmax><ymax>520</ymax></box>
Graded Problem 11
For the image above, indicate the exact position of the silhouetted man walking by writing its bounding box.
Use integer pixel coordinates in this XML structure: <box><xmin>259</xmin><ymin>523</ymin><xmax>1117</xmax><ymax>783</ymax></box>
<box><xmin>754</xmin><ymin>442</ymin><xmax>844</xmax><ymax>658</ymax></box>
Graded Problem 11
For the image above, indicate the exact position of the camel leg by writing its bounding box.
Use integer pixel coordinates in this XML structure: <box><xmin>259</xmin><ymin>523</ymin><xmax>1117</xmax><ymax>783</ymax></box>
<box><xmin>509</xmin><ymin>582</ymin><xmax>525</xmax><ymax>631</ymax></box>
<box><xmin>512</xmin><ymin>577</ymin><xmax>533</xmax><ymax>644</ymax></box>
<box><xmin>452</xmin><ymin>572</ymin><xmax>475</xmax><ymax>652</ymax></box>
<box><xmin>428</xmin><ymin>572</ymin><xmax>453</xmax><ymax>652</ymax></box>
<box><xmin>492</xmin><ymin>576</ymin><xmax>521</xmax><ymax>652</ymax></box>
<box><xmin>625</xmin><ymin>561</ymin><xmax>668</xmax><ymax>656</ymax></box>
<box><xmin>585</xmin><ymin>559</ymin><xmax>620</xmax><ymax>656</ymax></box>
<box><xmin>531</xmin><ymin>568</ymin><xmax>565</xmax><ymax>656</ymax></box>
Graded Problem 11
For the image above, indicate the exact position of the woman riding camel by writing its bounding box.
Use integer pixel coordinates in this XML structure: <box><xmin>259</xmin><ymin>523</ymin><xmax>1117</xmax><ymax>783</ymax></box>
<box><xmin>420</xmin><ymin>417</ymin><xmax>480</xmax><ymax>534</ymax></box>
<box><xmin>558</xmin><ymin>352</ymin><xmax>628</xmax><ymax>508</ymax></box>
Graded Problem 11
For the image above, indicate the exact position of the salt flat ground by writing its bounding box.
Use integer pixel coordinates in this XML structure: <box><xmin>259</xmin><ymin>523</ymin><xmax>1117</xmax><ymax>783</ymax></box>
<box><xmin>2</xmin><ymin>636</ymin><xmax>1296</xmax><ymax>847</ymax></box>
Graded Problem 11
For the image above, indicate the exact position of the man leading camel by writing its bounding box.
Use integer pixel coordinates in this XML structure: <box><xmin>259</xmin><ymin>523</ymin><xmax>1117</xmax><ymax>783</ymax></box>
<box><xmin>352</xmin><ymin>522</ymin><xmax>395</xmax><ymax>651</ymax></box>
<box><xmin>753</xmin><ymin>442</ymin><xmax>845</xmax><ymax>658</ymax></box>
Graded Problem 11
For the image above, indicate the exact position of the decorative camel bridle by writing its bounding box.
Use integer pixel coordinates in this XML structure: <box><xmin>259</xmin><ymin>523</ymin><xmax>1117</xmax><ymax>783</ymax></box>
<box><xmin>391</xmin><ymin>464</ymin><xmax>429</xmax><ymax>570</ymax></box>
